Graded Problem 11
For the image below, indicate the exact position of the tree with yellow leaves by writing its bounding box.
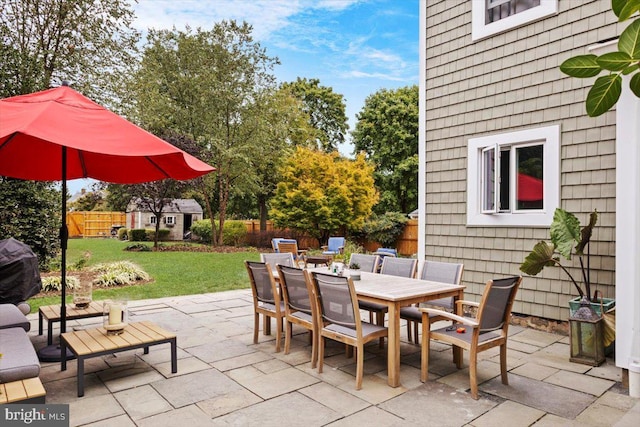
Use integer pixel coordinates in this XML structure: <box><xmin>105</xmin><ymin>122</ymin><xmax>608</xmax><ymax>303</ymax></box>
<box><xmin>270</xmin><ymin>147</ymin><xmax>378</xmax><ymax>243</ymax></box>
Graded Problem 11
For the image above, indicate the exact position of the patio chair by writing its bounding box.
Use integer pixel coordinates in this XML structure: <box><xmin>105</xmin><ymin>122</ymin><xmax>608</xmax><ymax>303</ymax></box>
<box><xmin>360</xmin><ymin>257</ymin><xmax>417</xmax><ymax>347</ymax></box>
<box><xmin>271</xmin><ymin>238</ymin><xmax>296</xmax><ymax>253</ymax></box>
<box><xmin>348</xmin><ymin>253</ymin><xmax>379</xmax><ymax>272</ymax></box>
<box><xmin>245</xmin><ymin>261</ymin><xmax>285</xmax><ymax>352</ymax></box>
<box><xmin>372</xmin><ymin>247</ymin><xmax>397</xmax><ymax>272</ymax></box>
<box><xmin>277</xmin><ymin>241</ymin><xmax>307</xmax><ymax>267</ymax></box>
<box><xmin>322</xmin><ymin>237</ymin><xmax>345</xmax><ymax>256</ymax></box>
<box><xmin>400</xmin><ymin>260</ymin><xmax>464</xmax><ymax>344</ymax></box>
<box><xmin>277</xmin><ymin>265</ymin><xmax>318</xmax><ymax>368</ymax></box>
<box><xmin>260</xmin><ymin>253</ymin><xmax>295</xmax><ymax>272</ymax></box>
<box><xmin>420</xmin><ymin>276</ymin><xmax>522</xmax><ymax>399</ymax></box>
<box><xmin>310</xmin><ymin>271</ymin><xmax>388</xmax><ymax>390</ymax></box>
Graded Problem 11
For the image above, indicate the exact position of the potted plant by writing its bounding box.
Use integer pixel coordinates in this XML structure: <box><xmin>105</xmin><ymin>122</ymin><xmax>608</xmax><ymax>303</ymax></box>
<box><xmin>348</xmin><ymin>262</ymin><xmax>361</xmax><ymax>280</ymax></box>
<box><xmin>520</xmin><ymin>208</ymin><xmax>615</xmax><ymax>359</ymax></box>
<box><xmin>520</xmin><ymin>208</ymin><xmax>614</xmax><ymax>315</ymax></box>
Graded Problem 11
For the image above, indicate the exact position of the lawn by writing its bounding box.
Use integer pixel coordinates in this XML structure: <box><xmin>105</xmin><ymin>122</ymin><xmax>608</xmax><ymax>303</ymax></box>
<box><xmin>29</xmin><ymin>239</ymin><xmax>260</xmax><ymax>312</ymax></box>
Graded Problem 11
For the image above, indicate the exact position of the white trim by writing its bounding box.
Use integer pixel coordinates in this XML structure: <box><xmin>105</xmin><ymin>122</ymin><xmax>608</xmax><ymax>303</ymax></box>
<box><xmin>615</xmin><ymin>73</ymin><xmax>640</xmax><ymax>371</ymax></box>
<box><xmin>472</xmin><ymin>0</ymin><xmax>558</xmax><ymax>41</ymax></box>
<box><xmin>466</xmin><ymin>125</ymin><xmax>560</xmax><ymax>226</ymax></box>
<box><xmin>418</xmin><ymin>0</ymin><xmax>427</xmax><ymax>261</ymax></box>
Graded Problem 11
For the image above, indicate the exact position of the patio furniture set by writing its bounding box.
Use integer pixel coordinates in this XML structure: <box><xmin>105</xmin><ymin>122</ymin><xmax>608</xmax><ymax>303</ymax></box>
<box><xmin>247</xmin><ymin>249</ymin><xmax>522</xmax><ymax>399</ymax></box>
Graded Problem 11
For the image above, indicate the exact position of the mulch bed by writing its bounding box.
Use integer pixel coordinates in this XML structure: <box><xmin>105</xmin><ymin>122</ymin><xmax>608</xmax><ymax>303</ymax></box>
<box><xmin>153</xmin><ymin>244</ymin><xmax>255</xmax><ymax>253</ymax></box>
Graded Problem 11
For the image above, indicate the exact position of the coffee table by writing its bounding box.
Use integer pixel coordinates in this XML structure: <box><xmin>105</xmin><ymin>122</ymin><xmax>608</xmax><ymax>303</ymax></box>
<box><xmin>60</xmin><ymin>321</ymin><xmax>177</xmax><ymax>397</ymax></box>
<box><xmin>39</xmin><ymin>301</ymin><xmax>104</xmax><ymax>345</ymax></box>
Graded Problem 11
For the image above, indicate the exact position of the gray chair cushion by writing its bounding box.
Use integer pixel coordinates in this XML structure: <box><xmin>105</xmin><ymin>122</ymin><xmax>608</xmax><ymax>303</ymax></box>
<box><xmin>0</xmin><ymin>327</ymin><xmax>40</xmax><ymax>383</ymax></box>
<box><xmin>0</xmin><ymin>303</ymin><xmax>31</xmax><ymax>331</ymax></box>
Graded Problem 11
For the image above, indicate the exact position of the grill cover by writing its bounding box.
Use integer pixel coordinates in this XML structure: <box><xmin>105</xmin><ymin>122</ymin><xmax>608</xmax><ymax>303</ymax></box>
<box><xmin>0</xmin><ymin>238</ymin><xmax>42</xmax><ymax>304</ymax></box>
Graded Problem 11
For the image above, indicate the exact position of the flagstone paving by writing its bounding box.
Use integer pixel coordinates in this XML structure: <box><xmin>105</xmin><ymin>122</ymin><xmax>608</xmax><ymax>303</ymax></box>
<box><xmin>24</xmin><ymin>289</ymin><xmax>639</xmax><ymax>426</ymax></box>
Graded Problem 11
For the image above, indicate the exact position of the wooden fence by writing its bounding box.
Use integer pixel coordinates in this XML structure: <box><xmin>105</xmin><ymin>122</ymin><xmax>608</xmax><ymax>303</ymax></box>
<box><xmin>244</xmin><ymin>219</ymin><xmax>418</xmax><ymax>256</ymax></box>
<box><xmin>67</xmin><ymin>211</ymin><xmax>126</xmax><ymax>238</ymax></box>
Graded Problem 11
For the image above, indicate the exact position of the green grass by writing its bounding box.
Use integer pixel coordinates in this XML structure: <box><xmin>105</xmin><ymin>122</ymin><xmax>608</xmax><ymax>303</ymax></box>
<box><xmin>29</xmin><ymin>239</ymin><xmax>260</xmax><ymax>312</ymax></box>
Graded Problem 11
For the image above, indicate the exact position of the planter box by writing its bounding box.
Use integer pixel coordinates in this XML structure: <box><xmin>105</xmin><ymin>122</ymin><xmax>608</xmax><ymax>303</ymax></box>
<box><xmin>568</xmin><ymin>297</ymin><xmax>615</xmax><ymax>317</ymax></box>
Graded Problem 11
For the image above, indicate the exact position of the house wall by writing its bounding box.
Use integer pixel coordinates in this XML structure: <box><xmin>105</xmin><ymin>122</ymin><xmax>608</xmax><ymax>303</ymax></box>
<box><xmin>423</xmin><ymin>1</ymin><xmax>623</xmax><ymax>321</ymax></box>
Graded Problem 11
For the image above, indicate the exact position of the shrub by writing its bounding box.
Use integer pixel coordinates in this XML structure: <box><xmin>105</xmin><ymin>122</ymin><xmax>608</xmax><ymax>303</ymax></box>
<box><xmin>191</xmin><ymin>219</ymin><xmax>212</xmax><ymax>243</ymax></box>
<box><xmin>362</xmin><ymin>212</ymin><xmax>408</xmax><ymax>248</ymax></box>
<box><xmin>118</xmin><ymin>228</ymin><xmax>128</xmax><ymax>240</ymax></box>
<box><xmin>222</xmin><ymin>220</ymin><xmax>247</xmax><ymax>246</ymax></box>
<box><xmin>190</xmin><ymin>219</ymin><xmax>247</xmax><ymax>246</ymax></box>
<box><xmin>90</xmin><ymin>261</ymin><xmax>150</xmax><ymax>287</ymax></box>
<box><xmin>42</xmin><ymin>275</ymin><xmax>80</xmax><ymax>291</ymax></box>
<box><xmin>145</xmin><ymin>228</ymin><xmax>170</xmax><ymax>241</ymax></box>
<box><xmin>129</xmin><ymin>228</ymin><xmax>148</xmax><ymax>241</ymax></box>
<box><xmin>124</xmin><ymin>243</ymin><xmax>152</xmax><ymax>252</ymax></box>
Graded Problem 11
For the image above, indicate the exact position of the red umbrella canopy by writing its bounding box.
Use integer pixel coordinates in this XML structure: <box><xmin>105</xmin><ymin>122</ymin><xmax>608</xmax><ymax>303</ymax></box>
<box><xmin>517</xmin><ymin>172</ymin><xmax>543</xmax><ymax>202</ymax></box>
<box><xmin>0</xmin><ymin>86</ymin><xmax>214</xmax><ymax>183</ymax></box>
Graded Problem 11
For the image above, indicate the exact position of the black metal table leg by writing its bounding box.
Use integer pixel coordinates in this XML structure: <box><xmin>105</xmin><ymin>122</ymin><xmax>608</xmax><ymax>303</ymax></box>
<box><xmin>171</xmin><ymin>338</ymin><xmax>177</xmax><ymax>373</ymax></box>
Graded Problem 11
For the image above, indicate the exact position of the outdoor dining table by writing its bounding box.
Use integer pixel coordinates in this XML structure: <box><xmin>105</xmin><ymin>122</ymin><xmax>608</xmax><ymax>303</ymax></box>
<box><xmin>345</xmin><ymin>270</ymin><xmax>465</xmax><ymax>388</ymax></box>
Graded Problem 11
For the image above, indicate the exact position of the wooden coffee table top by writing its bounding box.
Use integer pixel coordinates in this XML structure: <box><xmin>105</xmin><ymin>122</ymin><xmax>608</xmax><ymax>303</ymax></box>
<box><xmin>61</xmin><ymin>321</ymin><xmax>176</xmax><ymax>356</ymax></box>
<box><xmin>40</xmin><ymin>301</ymin><xmax>104</xmax><ymax>321</ymax></box>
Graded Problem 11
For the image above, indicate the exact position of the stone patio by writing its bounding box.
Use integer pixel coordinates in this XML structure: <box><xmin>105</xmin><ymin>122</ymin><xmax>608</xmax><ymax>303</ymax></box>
<box><xmin>24</xmin><ymin>289</ymin><xmax>640</xmax><ymax>426</ymax></box>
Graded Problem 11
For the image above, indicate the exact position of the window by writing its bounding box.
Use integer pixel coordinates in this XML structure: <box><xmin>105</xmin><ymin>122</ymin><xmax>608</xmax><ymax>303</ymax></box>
<box><xmin>467</xmin><ymin>125</ymin><xmax>560</xmax><ymax>226</ymax></box>
<box><xmin>149</xmin><ymin>216</ymin><xmax>157</xmax><ymax>224</ymax></box>
<box><xmin>164</xmin><ymin>216</ymin><xmax>176</xmax><ymax>225</ymax></box>
<box><xmin>472</xmin><ymin>0</ymin><xmax>557</xmax><ymax>41</ymax></box>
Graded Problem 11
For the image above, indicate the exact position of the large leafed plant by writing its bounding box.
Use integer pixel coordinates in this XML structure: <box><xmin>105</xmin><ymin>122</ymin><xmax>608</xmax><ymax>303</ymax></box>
<box><xmin>560</xmin><ymin>0</ymin><xmax>640</xmax><ymax>117</ymax></box>
<box><xmin>520</xmin><ymin>208</ymin><xmax>598</xmax><ymax>301</ymax></box>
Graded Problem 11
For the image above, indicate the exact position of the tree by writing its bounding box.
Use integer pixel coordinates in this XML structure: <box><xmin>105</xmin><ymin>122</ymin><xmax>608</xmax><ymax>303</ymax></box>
<box><xmin>0</xmin><ymin>0</ymin><xmax>140</xmax><ymax>108</ymax></box>
<box><xmin>0</xmin><ymin>177</ymin><xmax>60</xmax><ymax>269</ymax></box>
<box><xmin>248</xmin><ymin>88</ymin><xmax>316</xmax><ymax>230</ymax></box>
<box><xmin>352</xmin><ymin>85</ymin><xmax>419</xmax><ymax>214</ymax></box>
<box><xmin>131</xmin><ymin>22</ymin><xmax>278</xmax><ymax>245</ymax></box>
<box><xmin>560</xmin><ymin>0</ymin><xmax>640</xmax><ymax>117</ymax></box>
<box><xmin>270</xmin><ymin>147</ymin><xmax>378</xmax><ymax>243</ymax></box>
<box><xmin>68</xmin><ymin>189</ymin><xmax>106</xmax><ymax>212</ymax></box>
<box><xmin>280</xmin><ymin>78</ymin><xmax>349</xmax><ymax>152</ymax></box>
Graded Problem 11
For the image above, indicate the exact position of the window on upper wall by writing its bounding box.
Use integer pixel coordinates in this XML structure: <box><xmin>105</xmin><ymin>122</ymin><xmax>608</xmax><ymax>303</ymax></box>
<box><xmin>149</xmin><ymin>216</ymin><xmax>157</xmax><ymax>224</ymax></box>
<box><xmin>467</xmin><ymin>125</ymin><xmax>560</xmax><ymax>227</ymax></box>
<box><xmin>472</xmin><ymin>0</ymin><xmax>558</xmax><ymax>41</ymax></box>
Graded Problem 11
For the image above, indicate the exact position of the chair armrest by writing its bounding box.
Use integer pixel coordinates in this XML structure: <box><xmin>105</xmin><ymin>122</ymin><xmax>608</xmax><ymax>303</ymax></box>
<box><xmin>419</xmin><ymin>307</ymin><xmax>479</xmax><ymax>327</ymax></box>
<box><xmin>455</xmin><ymin>300</ymin><xmax>479</xmax><ymax>309</ymax></box>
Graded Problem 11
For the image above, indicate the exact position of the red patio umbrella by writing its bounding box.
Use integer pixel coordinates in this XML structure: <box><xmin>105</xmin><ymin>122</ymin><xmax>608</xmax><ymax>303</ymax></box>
<box><xmin>0</xmin><ymin>84</ymin><xmax>215</xmax><ymax>360</ymax></box>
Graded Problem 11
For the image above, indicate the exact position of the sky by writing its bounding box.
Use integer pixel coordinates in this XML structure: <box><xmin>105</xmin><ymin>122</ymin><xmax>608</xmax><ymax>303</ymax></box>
<box><xmin>68</xmin><ymin>0</ymin><xmax>419</xmax><ymax>194</ymax></box>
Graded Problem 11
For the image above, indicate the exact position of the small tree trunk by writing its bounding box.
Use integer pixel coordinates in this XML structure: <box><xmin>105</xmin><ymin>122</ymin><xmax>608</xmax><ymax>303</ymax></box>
<box><xmin>153</xmin><ymin>217</ymin><xmax>160</xmax><ymax>250</ymax></box>
<box><xmin>258</xmin><ymin>195</ymin><xmax>268</xmax><ymax>231</ymax></box>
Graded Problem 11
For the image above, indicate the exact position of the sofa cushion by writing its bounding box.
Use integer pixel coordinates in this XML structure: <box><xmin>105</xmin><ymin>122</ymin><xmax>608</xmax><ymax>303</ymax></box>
<box><xmin>0</xmin><ymin>303</ymin><xmax>31</xmax><ymax>331</ymax></box>
<box><xmin>0</xmin><ymin>327</ymin><xmax>40</xmax><ymax>383</ymax></box>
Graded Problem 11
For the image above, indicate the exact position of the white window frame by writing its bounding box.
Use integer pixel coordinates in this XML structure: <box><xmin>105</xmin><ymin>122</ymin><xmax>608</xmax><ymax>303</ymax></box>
<box><xmin>164</xmin><ymin>215</ymin><xmax>176</xmax><ymax>225</ymax></box>
<box><xmin>149</xmin><ymin>215</ymin><xmax>157</xmax><ymax>224</ymax></box>
<box><xmin>471</xmin><ymin>0</ymin><xmax>558</xmax><ymax>41</ymax></box>
<box><xmin>467</xmin><ymin>125</ymin><xmax>560</xmax><ymax>227</ymax></box>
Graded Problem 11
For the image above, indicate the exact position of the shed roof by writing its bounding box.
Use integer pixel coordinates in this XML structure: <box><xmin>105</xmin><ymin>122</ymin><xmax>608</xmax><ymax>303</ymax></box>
<box><xmin>127</xmin><ymin>198</ymin><xmax>203</xmax><ymax>214</ymax></box>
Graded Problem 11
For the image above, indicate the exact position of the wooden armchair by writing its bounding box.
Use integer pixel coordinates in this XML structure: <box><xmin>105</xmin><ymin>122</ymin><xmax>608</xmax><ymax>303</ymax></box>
<box><xmin>420</xmin><ymin>276</ymin><xmax>522</xmax><ymax>399</ymax></box>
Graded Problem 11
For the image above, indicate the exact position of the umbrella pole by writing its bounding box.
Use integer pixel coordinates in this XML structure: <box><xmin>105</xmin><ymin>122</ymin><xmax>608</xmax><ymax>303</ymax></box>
<box><xmin>60</xmin><ymin>146</ymin><xmax>67</xmax><ymax>334</ymax></box>
<box><xmin>37</xmin><ymin>147</ymin><xmax>74</xmax><ymax>362</ymax></box>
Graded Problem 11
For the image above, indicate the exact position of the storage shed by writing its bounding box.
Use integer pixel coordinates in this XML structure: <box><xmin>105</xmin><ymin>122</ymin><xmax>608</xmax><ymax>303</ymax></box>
<box><xmin>126</xmin><ymin>199</ymin><xmax>203</xmax><ymax>241</ymax></box>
